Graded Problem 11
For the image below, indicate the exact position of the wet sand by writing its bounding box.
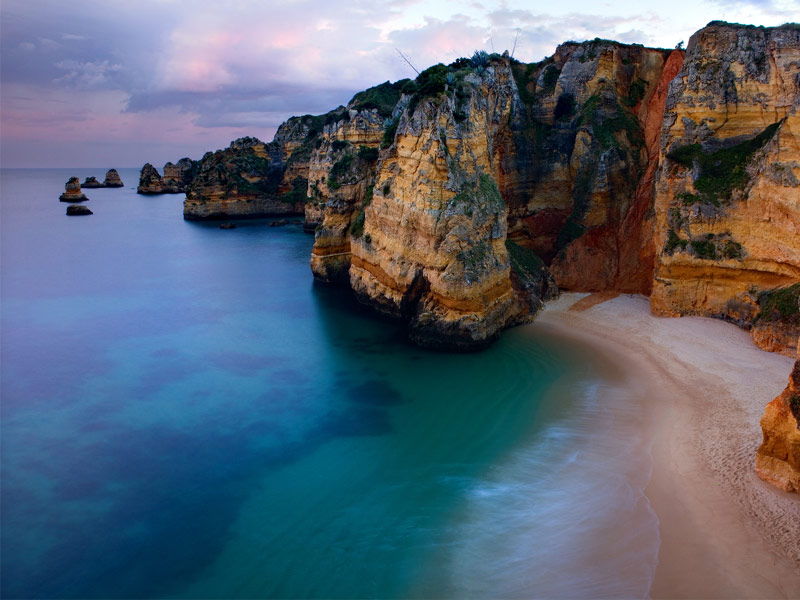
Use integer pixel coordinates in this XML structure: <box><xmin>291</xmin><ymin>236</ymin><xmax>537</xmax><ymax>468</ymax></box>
<box><xmin>536</xmin><ymin>293</ymin><xmax>800</xmax><ymax>599</ymax></box>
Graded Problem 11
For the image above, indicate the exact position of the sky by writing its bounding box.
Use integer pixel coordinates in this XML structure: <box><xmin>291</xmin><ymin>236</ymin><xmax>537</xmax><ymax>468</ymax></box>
<box><xmin>1</xmin><ymin>0</ymin><xmax>796</xmax><ymax>168</ymax></box>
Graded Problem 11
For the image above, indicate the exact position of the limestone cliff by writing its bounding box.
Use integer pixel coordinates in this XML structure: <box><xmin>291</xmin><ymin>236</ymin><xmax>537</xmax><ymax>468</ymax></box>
<box><xmin>346</xmin><ymin>56</ymin><xmax>555</xmax><ymax>348</ymax></box>
<box><xmin>183</xmin><ymin>137</ymin><xmax>304</xmax><ymax>220</ymax></box>
<box><xmin>757</xmin><ymin>341</ymin><xmax>800</xmax><ymax>493</ymax></box>
<box><xmin>310</xmin><ymin>81</ymin><xmax>405</xmax><ymax>282</ymax></box>
<box><xmin>650</xmin><ymin>23</ymin><xmax>800</xmax><ymax>354</ymax></box>
<box><xmin>138</xmin><ymin>160</ymin><xmax>196</xmax><ymax>194</ymax></box>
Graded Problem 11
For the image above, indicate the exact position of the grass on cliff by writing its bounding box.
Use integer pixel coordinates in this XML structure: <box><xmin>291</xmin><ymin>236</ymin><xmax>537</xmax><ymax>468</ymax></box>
<box><xmin>756</xmin><ymin>282</ymin><xmax>800</xmax><ymax>324</ymax></box>
<box><xmin>327</xmin><ymin>154</ymin><xmax>354</xmax><ymax>190</ymax></box>
<box><xmin>666</xmin><ymin>121</ymin><xmax>781</xmax><ymax>205</ymax></box>
<box><xmin>349</xmin><ymin>185</ymin><xmax>374</xmax><ymax>239</ymax></box>
<box><xmin>505</xmin><ymin>239</ymin><xmax>544</xmax><ymax>278</ymax></box>
<box><xmin>349</xmin><ymin>80</ymin><xmax>409</xmax><ymax>118</ymax></box>
<box><xmin>579</xmin><ymin>92</ymin><xmax>644</xmax><ymax>152</ymax></box>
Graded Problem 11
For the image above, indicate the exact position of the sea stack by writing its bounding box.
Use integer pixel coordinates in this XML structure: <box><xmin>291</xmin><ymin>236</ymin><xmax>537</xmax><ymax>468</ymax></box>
<box><xmin>137</xmin><ymin>163</ymin><xmax>164</xmax><ymax>194</ymax></box>
<box><xmin>756</xmin><ymin>338</ymin><xmax>800</xmax><ymax>493</ymax></box>
<box><xmin>82</xmin><ymin>176</ymin><xmax>104</xmax><ymax>188</ymax></box>
<box><xmin>104</xmin><ymin>169</ymin><xmax>124</xmax><ymax>187</ymax></box>
<box><xmin>59</xmin><ymin>177</ymin><xmax>88</xmax><ymax>202</ymax></box>
<box><xmin>66</xmin><ymin>205</ymin><xmax>93</xmax><ymax>216</ymax></box>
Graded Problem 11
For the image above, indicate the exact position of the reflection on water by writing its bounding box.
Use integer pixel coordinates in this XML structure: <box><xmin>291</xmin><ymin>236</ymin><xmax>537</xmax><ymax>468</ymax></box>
<box><xmin>1</xmin><ymin>168</ymin><xmax>657</xmax><ymax>599</ymax></box>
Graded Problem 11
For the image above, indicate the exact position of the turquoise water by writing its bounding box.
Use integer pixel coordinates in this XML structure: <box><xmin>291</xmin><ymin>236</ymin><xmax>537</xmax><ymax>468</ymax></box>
<box><xmin>1</xmin><ymin>168</ymin><xmax>658</xmax><ymax>598</ymax></box>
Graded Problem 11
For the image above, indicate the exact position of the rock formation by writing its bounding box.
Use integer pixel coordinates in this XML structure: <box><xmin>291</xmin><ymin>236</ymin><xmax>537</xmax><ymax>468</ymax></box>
<box><xmin>137</xmin><ymin>160</ymin><xmax>195</xmax><ymax>194</ymax></box>
<box><xmin>66</xmin><ymin>205</ymin><xmax>93</xmax><ymax>216</ymax></box>
<box><xmin>82</xmin><ymin>176</ymin><xmax>104</xmax><ymax>188</ymax></box>
<box><xmin>137</xmin><ymin>163</ymin><xmax>165</xmax><ymax>194</ymax></box>
<box><xmin>59</xmin><ymin>177</ymin><xmax>88</xmax><ymax>202</ymax></box>
<box><xmin>183</xmin><ymin>136</ymin><xmax>305</xmax><ymax>220</ymax></box>
<box><xmin>138</xmin><ymin>21</ymin><xmax>799</xmax><ymax>351</ymax></box>
<box><xmin>649</xmin><ymin>23</ymin><xmax>800</xmax><ymax>354</ymax></box>
<box><xmin>757</xmin><ymin>339</ymin><xmax>800</xmax><ymax>493</ymax></box>
<box><xmin>104</xmin><ymin>169</ymin><xmax>124</xmax><ymax>187</ymax></box>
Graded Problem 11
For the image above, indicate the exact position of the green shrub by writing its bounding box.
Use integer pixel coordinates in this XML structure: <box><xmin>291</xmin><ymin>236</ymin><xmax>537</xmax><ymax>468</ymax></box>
<box><xmin>505</xmin><ymin>239</ymin><xmax>544</xmax><ymax>278</ymax></box>
<box><xmin>349</xmin><ymin>185</ymin><xmax>374</xmax><ymax>239</ymax></box>
<box><xmin>407</xmin><ymin>63</ymin><xmax>449</xmax><ymax>114</ymax></box>
<box><xmin>357</xmin><ymin>146</ymin><xmax>379</xmax><ymax>162</ymax></box>
<box><xmin>691</xmin><ymin>239</ymin><xmax>717</xmax><ymax>260</ymax></box>
<box><xmin>349</xmin><ymin>80</ymin><xmax>408</xmax><ymax>118</ymax></box>
<box><xmin>331</xmin><ymin>139</ymin><xmax>348</xmax><ymax>152</ymax></box>
<box><xmin>381</xmin><ymin>118</ymin><xmax>399</xmax><ymax>149</ymax></box>
<box><xmin>757</xmin><ymin>282</ymin><xmax>800</xmax><ymax>323</ymax></box>
<box><xmin>665</xmin><ymin>229</ymin><xmax>688</xmax><ymax>253</ymax></box>
<box><xmin>623</xmin><ymin>78</ymin><xmax>648</xmax><ymax>107</ymax></box>
<box><xmin>328</xmin><ymin>154</ymin><xmax>354</xmax><ymax>189</ymax></box>
<box><xmin>666</xmin><ymin>122</ymin><xmax>781</xmax><ymax>204</ymax></box>
<box><xmin>541</xmin><ymin>65</ymin><xmax>561</xmax><ymax>92</ymax></box>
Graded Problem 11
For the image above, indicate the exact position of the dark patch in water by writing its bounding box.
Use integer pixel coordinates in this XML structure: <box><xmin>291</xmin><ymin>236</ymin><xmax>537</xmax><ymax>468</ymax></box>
<box><xmin>206</xmin><ymin>351</ymin><xmax>279</xmax><ymax>377</ymax></box>
<box><xmin>346</xmin><ymin>379</ymin><xmax>405</xmax><ymax>406</ymax></box>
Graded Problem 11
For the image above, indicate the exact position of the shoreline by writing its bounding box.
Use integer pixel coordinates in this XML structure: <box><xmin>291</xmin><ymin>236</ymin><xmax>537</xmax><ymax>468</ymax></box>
<box><xmin>534</xmin><ymin>293</ymin><xmax>800</xmax><ymax>598</ymax></box>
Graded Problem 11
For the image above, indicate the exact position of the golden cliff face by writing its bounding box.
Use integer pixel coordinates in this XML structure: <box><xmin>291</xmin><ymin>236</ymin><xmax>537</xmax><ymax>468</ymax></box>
<box><xmin>650</xmin><ymin>24</ymin><xmax>800</xmax><ymax>354</ymax></box>
<box><xmin>757</xmin><ymin>342</ymin><xmax>800</xmax><ymax>493</ymax></box>
<box><xmin>347</xmin><ymin>58</ymin><xmax>532</xmax><ymax>349</ymax></box>
<box><xmin>183</xmin><ymin>137</ymin><xmax>304</xmax><ymax>220</ymax></box>
<box><xmin>309</xmin><ymin>108</ymin><xmax>386</xmax><ymax>282</ymax></box>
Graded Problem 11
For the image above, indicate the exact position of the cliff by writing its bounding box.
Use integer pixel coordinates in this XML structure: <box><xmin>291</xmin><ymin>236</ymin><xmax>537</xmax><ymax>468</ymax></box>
<box><xmin>138</xmin><ymin>159</ymin><xmax>196</xmax><ymax>194</ymax></box>
<box><xmin>650</xmin><ymin>23</ymin><xmax>800</xmax><ymax>354</ymax></box>
<box><xmin>137</xmin><ymin>21</ymin><xmax>799</xmax><ymax>352</ymax></box>
<box><xmin>756</xmin><ymin>340</ymin><xmax>800</xmax><ymax>493</ymax></box>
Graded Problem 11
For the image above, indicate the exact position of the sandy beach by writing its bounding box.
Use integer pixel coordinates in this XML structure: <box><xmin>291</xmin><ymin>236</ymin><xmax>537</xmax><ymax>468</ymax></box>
<box><xmin>536</xmin><ymin>293</ymin><xmax>800</xmax><ymax>599</ymax></box>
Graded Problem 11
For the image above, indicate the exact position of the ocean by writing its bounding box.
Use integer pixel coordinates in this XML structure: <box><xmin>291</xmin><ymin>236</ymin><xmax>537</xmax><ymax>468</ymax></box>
<box><xmin>1</xmin><ymin>168</ymin><xmax>659</xmax><ymax>598</ymax></box>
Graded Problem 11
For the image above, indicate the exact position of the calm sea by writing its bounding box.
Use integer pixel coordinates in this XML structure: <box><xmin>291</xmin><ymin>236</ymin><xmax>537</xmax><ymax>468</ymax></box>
<box><xmin>1</xmin><ymin>168</ymin><xmax>658</xmax><ymax>599</ymax></box>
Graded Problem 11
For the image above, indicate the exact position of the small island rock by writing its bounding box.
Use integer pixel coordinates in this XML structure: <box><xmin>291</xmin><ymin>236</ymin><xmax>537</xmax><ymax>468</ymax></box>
<box><xmin>137</xmin><ymin>163</ymin><xmax>164</xmax><ymax>194</ymax></box>
<box><xmin>82</xmin><ymin>176</ymin><xmax>104</xmax><ymax>188</ymax></box>
<box><xmin>66</xmin><ymin>204</ymin><xmax>93</xmax><ymax>216</ymax></box>
<box><xmin>104</xmin><ymin>169</ymin><xmax>124</xmax><ymax>187</ymax></box>
<box><xmin>59</xmin><ymin>177</ymin><xmax>88</xmax><ymax>202</ymax></box>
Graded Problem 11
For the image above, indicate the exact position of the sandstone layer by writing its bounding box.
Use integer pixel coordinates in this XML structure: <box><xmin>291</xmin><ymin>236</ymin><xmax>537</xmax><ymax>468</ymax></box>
<box><xmin>104</xmin><ymin>169</ymin><xmax>124</xmax><ymax>187</ymax></box>
<box><xmin>59</xmin><ymin>177</ymin><xmax>88</xmax><ymax>202</ymax></box>
<box><xmin>757</xmin><ymin>340</ymin><xmax>800</xmax><ymax>493</ymax></box>
<box><xmin>650</xmin><ymin>23</ymin><xmax>800</xmax><ymax>354</ymax></box>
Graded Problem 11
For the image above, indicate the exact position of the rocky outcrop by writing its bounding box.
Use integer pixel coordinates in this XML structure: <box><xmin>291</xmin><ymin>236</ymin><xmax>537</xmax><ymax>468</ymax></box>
<box><xmin>138</xmin><ymin>160</ymin><xmax>195</xmax><ymax>194</ymax></box>
<box><xmin>66</xmin><ymin>204</ymin><xmax>92</xmax><ymax>216</ymax></box>
<box><xmin>183</xmin><ymin>137</ymin><xmax>304</xmax><ymax>220</ymax></box>
<box><xmin>345</xmin><ymin>57</ymin><xmax>554</xmax><ymax>348</ymax></box>
<box><xmin>757</xmin><ymin>341</ymin><xmax>800</xmax><ymax>493</ymax></box>
<box><xmin>104</xmin><ymin>169</ymin><xmax>124</xmax><ymax>187</ymax></box>
<box><xmin>59</xmin><ymin>177</ymin><xmax>88</xmax><ymax>202</ymax></box>
<box><xmin>82</xmin><ymin>176</ymin><xmax>104</xmax><ymax>188</ymax></box>
<box><xmin>137</xmin><ymin>163</ymin><xmax>165</xmax><ymax>194</ymax></box>
<box><xmin>310</xmin><ymin>81</ymin><xmax>403</xmax><ymax>281</ymax></box>
<box><xmin>650</xmin><ymin>23</ymin><xmax>800</xmax><ymax>338</ymax></box>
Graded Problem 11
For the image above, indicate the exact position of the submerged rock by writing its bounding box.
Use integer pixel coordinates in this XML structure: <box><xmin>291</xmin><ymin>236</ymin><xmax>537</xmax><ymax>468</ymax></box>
<box><xmin>219</xmin><ymin>222</ymin><xmax>237</xmax><ymax>229</ymax></box>
<box><xmin>66</xmin><ymin>204</ymin><xmax>93</xmax><ymax>216</ymax></box>
<box><xmin>104</xmin><ymin>169</ymin><xmax>124</xmax><ymax>187</ymax></box>
<box><xmin>59</xmin><ymin>177</ymin><xmax>88</xmax><ymax>202</ymax></box>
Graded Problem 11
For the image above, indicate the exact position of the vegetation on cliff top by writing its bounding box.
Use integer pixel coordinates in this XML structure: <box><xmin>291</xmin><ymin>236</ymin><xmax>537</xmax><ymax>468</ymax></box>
<box><xmin>349</xmin><ymin>80</ymin><xmax>409</xmax><ymax>118</ymax></box>
<box><xmin>666</xmin><ymin>121</ymin><xmax>781</xmax><ymax>205</ymax></box>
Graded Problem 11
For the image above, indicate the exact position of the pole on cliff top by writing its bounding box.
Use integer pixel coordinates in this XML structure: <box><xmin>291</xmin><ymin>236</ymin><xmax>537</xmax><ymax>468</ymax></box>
<box><xmin>396</xmin><ymin>49</ymin><xmax>420</xmax><ymax>75</ymax></box>
<box><xmin>511</xmin><ymin>29</ymin><xmax>520</xmax><ymax>59</ymax></box>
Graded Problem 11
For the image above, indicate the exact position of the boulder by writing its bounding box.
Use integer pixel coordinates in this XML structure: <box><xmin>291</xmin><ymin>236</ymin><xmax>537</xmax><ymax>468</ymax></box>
<box><xmin>66</xmin><ymin>204</ymin><xmax>93</xmax><ymax>216</ymax></box>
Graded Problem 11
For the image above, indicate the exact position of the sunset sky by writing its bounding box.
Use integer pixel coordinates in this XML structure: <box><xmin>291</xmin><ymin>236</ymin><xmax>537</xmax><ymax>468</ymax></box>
<box><xmin>1</xmin><ymin>0</ymin><xmax>796</xmax><ymax>168</ymax></box>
